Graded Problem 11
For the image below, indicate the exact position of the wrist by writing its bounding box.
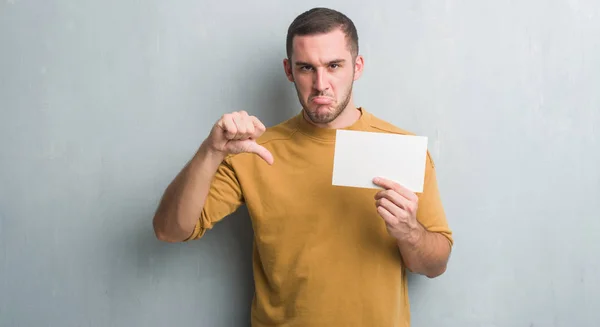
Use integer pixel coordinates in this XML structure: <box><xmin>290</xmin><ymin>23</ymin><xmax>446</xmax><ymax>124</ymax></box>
<box><xmin>399</xmin><ymin>223</ymin><xmax>426</xmax><ymax>249</ymax></box>
<box><xmin>198</xmin><ymin>140</ymin><xmax>226</xmax><ymax>162</ymax></box>
<box><xmin>189</xmin><ymin>141</ymin><xmax>227</xmax><ymax>176</ymax></box>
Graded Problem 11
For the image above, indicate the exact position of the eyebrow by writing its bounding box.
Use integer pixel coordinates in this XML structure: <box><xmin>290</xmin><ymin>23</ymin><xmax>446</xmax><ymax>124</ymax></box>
<box><xmin>294</xmin><ymin>59</ymin><xmax>346</xmax><ymax>66</ymax></box>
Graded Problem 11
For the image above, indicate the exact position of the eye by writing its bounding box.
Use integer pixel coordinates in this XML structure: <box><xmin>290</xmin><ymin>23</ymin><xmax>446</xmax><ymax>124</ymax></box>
<box><xmin>300</xmin><ymin>65</ymin><xmax>314</xmax><ymax>71</ymax></box>
<box><xmin>329</xmin><ymin>63</ymin><xmax>340</xmax><ymax>69</ymax></box>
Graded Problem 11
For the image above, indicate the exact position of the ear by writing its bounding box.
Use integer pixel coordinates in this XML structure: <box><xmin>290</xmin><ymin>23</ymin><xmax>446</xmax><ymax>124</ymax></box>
<box><xmin>283</xmin><ymin>58</ymin><xmax>294</xmax><ymax>82</ymax></box>
<box><xmin>353</xmin><ymin>55</ymin><xmax>364</xmax><ymax>81</ymax></box>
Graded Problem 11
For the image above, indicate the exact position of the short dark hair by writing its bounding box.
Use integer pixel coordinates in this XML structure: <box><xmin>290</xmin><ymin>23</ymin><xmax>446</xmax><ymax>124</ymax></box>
<box><xmin>286</xmin><ymin>7</ymin><xmax>359</xmax><ymax>60</ymax></box>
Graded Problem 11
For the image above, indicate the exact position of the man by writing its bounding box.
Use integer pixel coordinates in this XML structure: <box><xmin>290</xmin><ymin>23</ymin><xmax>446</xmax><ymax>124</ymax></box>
<box><xmin>153</xmin><ymin>7</ymin><xmax>453</xmax><ymax>327</ymax></box>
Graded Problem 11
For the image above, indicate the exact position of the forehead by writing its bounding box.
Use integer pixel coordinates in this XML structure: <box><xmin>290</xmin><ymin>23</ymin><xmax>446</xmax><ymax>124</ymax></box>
<box><xmin>291</xmin><ymin>28</ymin><xmax>352</xmax><ymax>63</ymax></box>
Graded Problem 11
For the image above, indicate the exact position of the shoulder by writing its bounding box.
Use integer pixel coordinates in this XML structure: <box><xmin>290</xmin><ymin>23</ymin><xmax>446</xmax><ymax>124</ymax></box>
<box><xmin>224</xmin><ymin>115</ymin><xmax>297</xmax><ymax>165</ymax></box>
<box><xmin>365</xmin><ymin>111</ymin><xmax>416</xmax><ymax>136</ymax></box>
<box><xmin>254</xmin><ymin>115</ymin><xmax>298</xmax><ymax>146</ymax></box>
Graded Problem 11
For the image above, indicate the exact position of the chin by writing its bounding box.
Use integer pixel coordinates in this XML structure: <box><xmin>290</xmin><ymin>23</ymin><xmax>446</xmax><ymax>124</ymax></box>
<box><xmin>306</xmin><ymin>108</ymin><xmax>338</xmax><ymax>124</ymax></box>
<box><xmin>311</xmin><ymin>102</ymin><xmax>337</xmax><ymax>111</ymax></box>
<box><xmin>308</xmin><ymin>105</ymin><xmax>330</xmax><ymax>114</ymax></box>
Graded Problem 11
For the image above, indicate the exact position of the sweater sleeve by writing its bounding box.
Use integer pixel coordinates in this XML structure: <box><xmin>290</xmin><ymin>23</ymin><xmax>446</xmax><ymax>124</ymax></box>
<box><xmin>184</xmin><ymin>156</ymin><xmax>244</xmax><ymax>241</ymax></box>
<box><xmin>415</xmin><ymin>152</ymin><xmax>453</xmax><ymax>246</ymax></box>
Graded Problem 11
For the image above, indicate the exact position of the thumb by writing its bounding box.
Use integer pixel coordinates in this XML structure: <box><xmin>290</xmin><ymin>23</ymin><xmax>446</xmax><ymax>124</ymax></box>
<box><xmin>246</xmin><ymin>142</ymin><xmax>274</xmax><ymax>165</ymax></box>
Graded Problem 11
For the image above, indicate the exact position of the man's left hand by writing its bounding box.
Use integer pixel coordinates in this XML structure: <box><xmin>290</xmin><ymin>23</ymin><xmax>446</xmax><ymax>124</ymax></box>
<box><xmin>372</xmin><ymin>177</ymin><xmax>424</xmax><ymax>246</ymax></box>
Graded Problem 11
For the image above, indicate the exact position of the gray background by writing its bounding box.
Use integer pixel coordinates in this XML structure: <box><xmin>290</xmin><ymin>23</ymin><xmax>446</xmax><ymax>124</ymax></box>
<box><xmin>1</xmin><ymin>0</ymin><xmax>599</xmax><ymax>326</ymax></box>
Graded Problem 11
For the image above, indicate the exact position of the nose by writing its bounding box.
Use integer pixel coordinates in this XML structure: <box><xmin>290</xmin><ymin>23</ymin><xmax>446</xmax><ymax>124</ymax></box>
<box><xmin>313</xmin><ymin>68</ymin><xmax>328</xmax><ymax>93</ymax></box>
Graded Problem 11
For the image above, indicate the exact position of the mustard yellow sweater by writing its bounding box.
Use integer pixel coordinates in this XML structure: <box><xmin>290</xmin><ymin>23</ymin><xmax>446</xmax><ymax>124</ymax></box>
<box><xmin>186</xmin><ymin>107</ymin><xmax>453</xmax><ymax>327</ymax></box>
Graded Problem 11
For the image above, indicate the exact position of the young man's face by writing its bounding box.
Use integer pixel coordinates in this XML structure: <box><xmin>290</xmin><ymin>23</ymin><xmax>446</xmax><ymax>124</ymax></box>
<box><xmin>284</xmin><ymin>28</ymin><xmax>364</xmax><ymax>126</ymax></box>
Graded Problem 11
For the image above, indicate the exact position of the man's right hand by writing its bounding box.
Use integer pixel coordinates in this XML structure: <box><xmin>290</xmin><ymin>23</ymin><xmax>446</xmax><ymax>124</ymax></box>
<box><xmin>205</xmin><ymin>111</ymin><xmax>274</xmax><ymax>165</ymax></box>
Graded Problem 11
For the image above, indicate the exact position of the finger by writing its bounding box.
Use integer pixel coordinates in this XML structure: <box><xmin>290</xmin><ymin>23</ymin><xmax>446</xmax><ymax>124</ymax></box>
<box><xmin>376</xmin><ymin>205</ymin><xmax>397</xmax><ymax>226</ymax></box>
<box><xmin>220</xmin><ymin>114</ymin><xmax>237</xmax><ymax>140</ymax></box>
<box><xmin>231</xmin><ymin>111</ymin><xmax>259</xmax><ymax>140</ymax></box>
<box><xmin>372</xmin><ymin>177</ymin><xmax>396</xmax><ymax>190</ymax></box>
<box><xmin>242</xmin><ymin>114</ymin><xmax>256</xmax><ymax>137</ymax></box>
<box><xmin>376</xmin><ymin>197</ymin><xmax>407</xmax><ymax>222</ymax></box>
<box><xmin>373</xmin><ymin>177</ymin><xmax>418</xmax><ymax>202</ymax></box>
<box><xmin>232</xmin><ymin>114</ymin><xmax>246</xmax><ymax>138</ymax></box>
<box><xmin>394</xmin><ymin>183</ymin><xmax>418</xmax><ymax>202</ymax></box>
<box><xmin>375</xmin><ymin>189</ymin><xmax>413</xmax><ymax>213</ymax></box>
<box><xmin>246</xmin><ymin>142</ymin><xmax>274</xmax><ymax>165</ymax></box>
<box><xmin>236</xmin><ymin>111</ymin><xmax>258</xmax><ymax>140</ymax></box>
<box><xmin>250</xmin><ymin>116</ymin><xmax>266</xmax><ymax>138</ymax></box>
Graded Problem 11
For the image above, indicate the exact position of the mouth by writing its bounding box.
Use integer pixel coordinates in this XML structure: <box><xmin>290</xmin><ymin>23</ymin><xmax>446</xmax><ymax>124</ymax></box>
<box><xmin>310</xmin><ymin>96</ymin><xmax>334</xmax><ymax>105</ymax></box>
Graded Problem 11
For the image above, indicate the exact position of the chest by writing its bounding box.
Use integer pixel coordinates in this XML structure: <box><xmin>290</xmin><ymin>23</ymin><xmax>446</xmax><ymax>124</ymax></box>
<box><xmin>243</xmin><ymin>154</ymin><xmax>382</xmax><ymax>242</ymax></box>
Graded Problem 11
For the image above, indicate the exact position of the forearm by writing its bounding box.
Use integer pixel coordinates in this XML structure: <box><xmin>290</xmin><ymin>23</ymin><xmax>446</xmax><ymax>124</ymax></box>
<box><xmin>397</xmin><ymin>224</ymin><xmax>451</xmax><ymax>278</ymax></box>
<box><xmin>153</xmin><ymin>141</ymin><xmax>225</xmax><ymax>242</ymax></box>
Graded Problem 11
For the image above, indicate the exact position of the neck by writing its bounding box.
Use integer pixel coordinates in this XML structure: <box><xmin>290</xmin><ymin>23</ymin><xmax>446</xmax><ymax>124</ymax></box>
<box><xmin>294</xmin><ymin>106</ymin><xmax>370</xmax><ymax>141</ymax></box>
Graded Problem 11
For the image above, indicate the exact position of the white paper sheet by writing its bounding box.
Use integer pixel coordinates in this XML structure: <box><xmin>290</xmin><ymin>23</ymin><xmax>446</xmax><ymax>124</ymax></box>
<box><xmin>332</xmin><ymin>130</ymin><xmax>428</xmax><ymax>192</ymax></box>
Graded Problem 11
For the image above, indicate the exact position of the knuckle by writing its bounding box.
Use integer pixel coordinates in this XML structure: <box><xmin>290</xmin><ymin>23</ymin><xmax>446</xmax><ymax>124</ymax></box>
<box><xmin>388</xmin><ymin>217</ymin><xmax>399</xmax><ymax>226</ymax></box>
<box><xmin>411</xmin><ymin>203</ymin><xmax>418</xmax><ymax>213</ymax></box>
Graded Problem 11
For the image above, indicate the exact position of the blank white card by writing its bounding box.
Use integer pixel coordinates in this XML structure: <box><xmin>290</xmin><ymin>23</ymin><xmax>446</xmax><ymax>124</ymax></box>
<box><xmin>332</xmin><ymin>130</ymin><xmax>428</xmax><ymax>192</ymax></box>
